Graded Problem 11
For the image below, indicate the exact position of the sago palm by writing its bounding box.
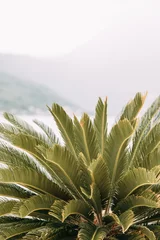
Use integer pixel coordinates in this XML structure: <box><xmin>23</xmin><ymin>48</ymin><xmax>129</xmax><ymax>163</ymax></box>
<box><xmin>0</xmin><ymin>92</ymin><xmax>159</xmax><ymax>240</ymax></box>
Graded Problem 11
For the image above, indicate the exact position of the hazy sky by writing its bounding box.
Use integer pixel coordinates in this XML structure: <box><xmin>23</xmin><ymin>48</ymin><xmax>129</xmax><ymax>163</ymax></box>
<box><xmin>1</xmin><ymin>0</ymin><xmax>159</xmax><ymax>57</ymax></box>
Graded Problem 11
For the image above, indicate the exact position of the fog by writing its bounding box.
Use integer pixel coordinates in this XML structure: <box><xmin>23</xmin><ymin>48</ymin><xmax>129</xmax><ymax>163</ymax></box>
<box><xmin>0</xmin><ymin>1</ymin><xmax>159</xmax><ymax>115</ymax></box>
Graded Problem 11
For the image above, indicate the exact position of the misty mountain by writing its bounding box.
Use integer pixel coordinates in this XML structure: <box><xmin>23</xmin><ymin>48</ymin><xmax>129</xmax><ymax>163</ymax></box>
<box><xmin>0</xmin><ymin>72</ymin><xmax>79</xmax><ymax>114</ymax></box>
<box><xmin>0</xmin><ymin>22</ymin><xmax>159</xmax><ymax>115</ymax></box>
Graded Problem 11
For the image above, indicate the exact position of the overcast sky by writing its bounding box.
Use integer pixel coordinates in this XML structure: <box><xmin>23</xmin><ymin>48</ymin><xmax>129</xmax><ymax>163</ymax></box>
<box><xmin>0</xmin><ymin>0</ymin><xmax>160</xmax><ymax>57</ymax></box>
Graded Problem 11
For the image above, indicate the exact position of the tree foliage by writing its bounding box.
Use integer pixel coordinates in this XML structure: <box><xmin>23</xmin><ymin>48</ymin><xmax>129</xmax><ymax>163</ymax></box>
<box><xmin>0</xmin><ymin>92</ymin><xmax>159</xmax><ymax>239</ymax></box>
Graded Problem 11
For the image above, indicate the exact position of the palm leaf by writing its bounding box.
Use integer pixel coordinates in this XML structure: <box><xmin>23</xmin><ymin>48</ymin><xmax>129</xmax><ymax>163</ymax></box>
<box><xmin>114</xmin><ymin>194</ymin><xmax>158</xmax><ymax>213</ymax></box>
<box><xmin>49</xmin><ymin>200</ymin><xmax>66</xmax><ymax>221</ymax></box>
<box><xmin>62</xmin><ymin>199</ymin><xmax>92</xmax><ymax>222</ymax></box>
<box><xmin>120</xmin><ymin>92</ymin><xmax>147</xmax><ymax>121</ymax></box>
<box><xmin>19</xmin><ymin>194</ymin><xmax>56</xmax><ymax>217</ymax></box>
<box><xmin>74</xmin><ymin>113</ymin><xmax>98</xmax><ymax>166</ymax></box>
<box><xmin>132</xmin><ymin>225</ymin><xmax>156</xmax><ymax>240</ymax></box>
<box><xmin>3</xmin><ymin>113</ymin><xmax>49</xmax><ymax>146</ymax></box>
<box><xmin>94</xmin><ymin>97</ymin><xmax>107</xmax><ymax>157</ymax></box>
<box><xmin>129</xmin><ymin>95</ymin><xmax>160</xmax><ymax>169</ymax></box>
<box><xmin>134</xmin><ymin>123</ymin><xmax>160</xmax><ymax>168</ymax></box>
<box><xmin>118</xmin><ymin>168</ymin><xmax>160</xmax><ymax>199</ymax></box>
<box><xmin>111</xmin><ymin>210</ymin><xmax>135</xmax><ymax>233</ymax></box>
<box><xmin>142</xmin><ymin>147</ymin><xmax>160</xmax><ymax>170</ymax></box>
<box><xmin>33</xmin><ymin>119</ymin><xmax>59</xmax><ymax>144</ymax></box>
<box><xmin>78</xmin><ymin>223</ymin><xmax>107</xmax><ymax>240</ymax></box>
<box><xmin>0</xmin><ymin>197</ymin><xmax>19</xmax><ymax>216</ymax></box>
<box><xmin>0</xmin><ymin>166</ymin><xmax>70</xmax><ymax>200</ymax></box>
<box><xmin>89</xmin><ymin>156</ymin><xmax>110</xmax><ymax>201</ymax></box>
<box><xmin>46</xmin><ymin>145</ymin><xmax>90</xmax><ymax>201</ymax></box>
<box><xmin>0</xmin><ymin>218</ymin><xmax>46</xmax><ymax>240</ymax></box>
<box><xmin>0</xmin><ymin>183</ymin><xmax>35</xmax><ymax>199</ymax></box>
<box><xmin>49</xmin><ymin>104</ymin><xmax>77</xmax><ymax>159</ymax></box>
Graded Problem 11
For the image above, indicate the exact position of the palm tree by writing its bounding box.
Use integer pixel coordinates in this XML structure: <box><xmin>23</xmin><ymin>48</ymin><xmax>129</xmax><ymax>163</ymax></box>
<box><xmin>0</xmin><ymin>92</ymin><xmax>159</xmax><ymax>240</ymax></box>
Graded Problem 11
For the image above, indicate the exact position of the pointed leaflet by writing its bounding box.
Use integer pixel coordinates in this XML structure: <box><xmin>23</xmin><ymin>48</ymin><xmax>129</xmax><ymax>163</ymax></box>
<box><xmin>110</xmin><ymin>210</ymin><xmax>135</xmax><ymax>233</ymax></box>
<box><xmin>142</xmin><ymin>147</ymin><xmax>160</xmax><ymax>170</ymax></box>
<box><xmin>120</xmin><ymin>92</ymin><xmax>147</xmax><ymax>122</ymax></box>
<box><xmin>89</xmin><ymin>156</ymin><xmax>110</xmax><ymax>201</ymax></box>
<box><xmin>106</xmin><ymin>119</ymin><xmax>133</xmax><ymax>209</ymax></box>
<box><xmin>46</xmin><ymin>145</ymin><xmax>89</xmax><ymax>201</ymax></box>
<box><xmin>0</xmin><ymin>167</ymin><xmax>70</xmax><ymax>200</ymax></box>
<box><xmin>134</xmin><ymin>122</ymin><xmax>160</xmax><ymax>168</ymax></box>
<box><xmin>62</xmin><ymin>199</ymin><xmax>92</xmax><ymax>222</ymax></box>
<box><xmin>49</xmin><ymin>104</ymin><xmax>77</xmax><ymax>159</ymax></box>
<box><xmin>74</xmin><ymin>114</ymin><xmax>98</xmax><ymax>166</ymax></box>
<box><xmin>3</xmin><ymin>112</ymin><xmax>50</xmax><ymax>146</ymax></box>
<box><xmin>0</xmin><ymin>183</ymin><xmax>34</xmax><ymax>199</ymax></box>
<box><xmin>19</xmin><ymin>194</ymin><xmax>56</xmax><ymax>217</ymax></box>
<box><xmin>129</xmin><ymin>95</ymin><xmax>160</xmax><ymax>169</ymax></box>
<box><xmin>94</xmin><ymin>97</ymin><xmax>107</xmax><ymax>157</ymax></box>
<box><xmin>118</xmin><ymin>168</ymin><xmax>160</xmax><ymax>199</ymax></box>
<box><xmin>0</xmin><ymin>219</ymin><xmax>46</xmax><ymax>240</ymax></box>
<box><xmin>78</xmin><ymin>223</ymin><xmax>107</xmax><ymax>240</ymax></box>
<box><xmin>49</xmin><ymin>200</ymin><xmax>66</xmax><ymax>221</ymax></box>
<box><xmin>133</xmin><ymin>226</ymin><xmax>156</xmax><ymax>240</ymax></box>
<box><xmin>33</xmin><ymin>119</ymin><xmax>59</xmax><ymax>144</ymax></box>
<box><xmin>0</xmin><ymin>197</ymin><xmax>19</xmax><ymax>216</ymax></box>
<box><xmin>114</xmin><ymin>194</ymin><xmax>158</xmax><ymax>213</ymax></box>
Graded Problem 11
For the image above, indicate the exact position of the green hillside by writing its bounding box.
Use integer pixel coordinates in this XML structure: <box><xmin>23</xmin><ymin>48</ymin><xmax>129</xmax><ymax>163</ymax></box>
<box><xmin>0</xmin><ymin>72</ymin><xmax>77</xmax><ymax>114</ymax></box>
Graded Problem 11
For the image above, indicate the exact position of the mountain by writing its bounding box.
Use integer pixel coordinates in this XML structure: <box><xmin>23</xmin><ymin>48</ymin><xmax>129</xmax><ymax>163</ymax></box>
<box><xmin>0</xmin><ymin>72</ymin><xmax>79</xmax><ymax>114</ymax></box>
<box><xmin>0</xmin><ymin>16</ymin><xmax>160</xmax><ymax>115</ymax></box>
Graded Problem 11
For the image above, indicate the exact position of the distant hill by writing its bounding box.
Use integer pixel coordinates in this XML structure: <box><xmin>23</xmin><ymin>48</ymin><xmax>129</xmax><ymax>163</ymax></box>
<box><xmin>0</xmin><ymin>17</ymin><xmax>160</xmax><ymax>115</ymax></box>
<box><xmin>0</xmin><ymin>72</ymin><xmax>79</xmax><ymax>114</ymax></box>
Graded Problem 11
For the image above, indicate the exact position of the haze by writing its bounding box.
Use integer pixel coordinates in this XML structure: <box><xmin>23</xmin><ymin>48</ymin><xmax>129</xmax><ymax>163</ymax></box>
<box><xmin>0</xmin><ymin>0</ymin><xmax>159</xmax><ymax>114</ymax></box>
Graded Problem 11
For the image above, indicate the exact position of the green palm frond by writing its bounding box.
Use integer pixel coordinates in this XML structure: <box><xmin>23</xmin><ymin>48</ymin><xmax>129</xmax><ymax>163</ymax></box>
<box><xmin>78</xmin><ymin>223</ymin><xmax>107</xmax><ymax>240</ymax></box>
<box><xmin>94</xmin><ymin>97</ymin><xmax>107</xmax><ymax>157</ymax></box>
<box><xmin>0</xmin><ymin>218</ymin><xmax>47</xmax><ymax>240</ymax></box>
<box><xmin>49</xmin><ymin>104</ymin><xmax>77</xmax><ymax>159</ymax></box>
<box><xmin>62</xmin><ymin>199</ymin><xmax>92</xmax><ymax>222</ymax></box>
<box><xmin>0</xmin><ymin>92</ymin><xmax>159</xmax><ymax>239</ymax></box>
<box><xmin>129</xmin><ymin>95</ymin><xmax>160</xmax><ymax>169</ymax></box>
<box><xmin>3</xmin><ymin>113</ymin><xmax>50</xmax><ymax>146</ymax></box>
<box><xmin>0</xmin><ymin>183</ymin><xmax>34</xmax><ymax>199</ymax></box>
<box><xmin>120</xmin><ymin>92</ymin><xmax>147</xmax><ymax>122</ymax></box>
<box><xmin>0</xmin><ymin>166</ymin><xmax>69</xmax><ymax>200</ymax></box>
<box><xmin>114</xmin><ymin>195</ymin><xmax>159</xmax><ymax>213</ymax></box>
<box><xmin>134</xmin><ymin>123</ymin><xmax>160</xmax><ymax>168</ymax></box>
<box><xmin>118</xmin><ymin>168</ymin><xmax>160</xmax><ymax>199</ymax></box>
<box><xmin>46</xmin><ymin>145</ymin><xmax>90</xmax><ymax>201</ymax></box>
<box><xmin>132</xmin><ymin>225</ymin><xmax>156</xmax><ymax>240</ymax></box>
<box><xmin>33</xmin><ymin>119</ymin><xmax>60</xmax><ymax>144</ymax></box>
<box><xmin>89</xmin><ymin>156</ymin><xmax>110</xmax><ymax>201</ymax></box>
<box><xmin>18</xmin><ymin>194</ymin><xmax>56</xmax><ymax>218</ymax></box>
<box><xmin>111</xmin><ymin>210</ymin><xmax>135</xmax><ymax>233</ymax></box>
<box><xmin>143</xmin><ymin>147</ymin><xmax>160</xmax><ymax>170</ymax></box>
<box><xmin>74</xmin><ymin>113</ymin><xmax>98</xmax><ymax>165</ymax></box>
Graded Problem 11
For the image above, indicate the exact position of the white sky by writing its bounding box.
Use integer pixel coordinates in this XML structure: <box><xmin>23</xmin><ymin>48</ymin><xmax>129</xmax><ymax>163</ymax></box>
<box><xmin>1</xmin><ymin>0</ymin><xmax>158</xmax><ymax>57</ymax></box>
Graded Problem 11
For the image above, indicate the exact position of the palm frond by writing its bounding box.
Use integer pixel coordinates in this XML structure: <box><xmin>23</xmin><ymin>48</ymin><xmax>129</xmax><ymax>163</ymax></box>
<box><xmin>0</xmin><ymin>183</ymin><xmax>35</xmax><ymax>199</ymax></box>
<box><xmin>0</xmin><ymin>218</ymin><xmax>46</xmax><ymax>240</ymax></box>
<box><xmin>118</xmin><ymin>168</ymin><xmax>160</xmax><ymax>199</ymax></box>
<box><xmin>3</xmin><ymin>113</ymin><xmax>50</xmax><ymax>146</ymax></box>
<box><xmin>33</xmin><ymin>119</ymin><xmax>60</xmax><ymax>144</ymax></box>
<box><xmin>74</xmin><ymin>113</ymin><xmax>98</xmax><ymax>166</ymax></box>
<box><xmin>0</xmin><ymin>166</ymin><xmax>70</xmax><ymax>200</ymax></box>
<box><xmin>19</xmin><ymin>194</ymin><xmax>56</xmax><ymax>218</ymax></box>
<box><xmin>94</xmin><ymin>97</ymin><xmax>107</xmax><ymax>157</ymax></box>
<box><xmin>120</xmin><ymin>92</ymin><xmax>147</xmax><ymax>122</ymax></box>
<box><xmin>49</xmin><ymin>104</ymin><xmax>77</xmax><ymax>159</ymax></box>
<box><xmin>78</xmin><ymin>223</ymin><xmax>107</xmax><ymax>240</ymax></box>
<box><xmin>129</xmin><ymin>95</ymin><xmax>160</xmax><ymax>169</ymax></box>
<box><xmin>62</xmin><ymin>199</ymin><xmax>92</xmax><ymax>222</ymax></box>
<box><xmin>46</xmin><ymin>145</ymin><xmax>90</xmax><ymax>201</ymax></box>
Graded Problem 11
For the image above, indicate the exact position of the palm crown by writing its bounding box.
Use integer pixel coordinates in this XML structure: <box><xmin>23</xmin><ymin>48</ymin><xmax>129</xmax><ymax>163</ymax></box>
<box><xmin>0</xmin><ymin>92</ymin><xmax>159</xmax><ymax>240</ymax></box>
